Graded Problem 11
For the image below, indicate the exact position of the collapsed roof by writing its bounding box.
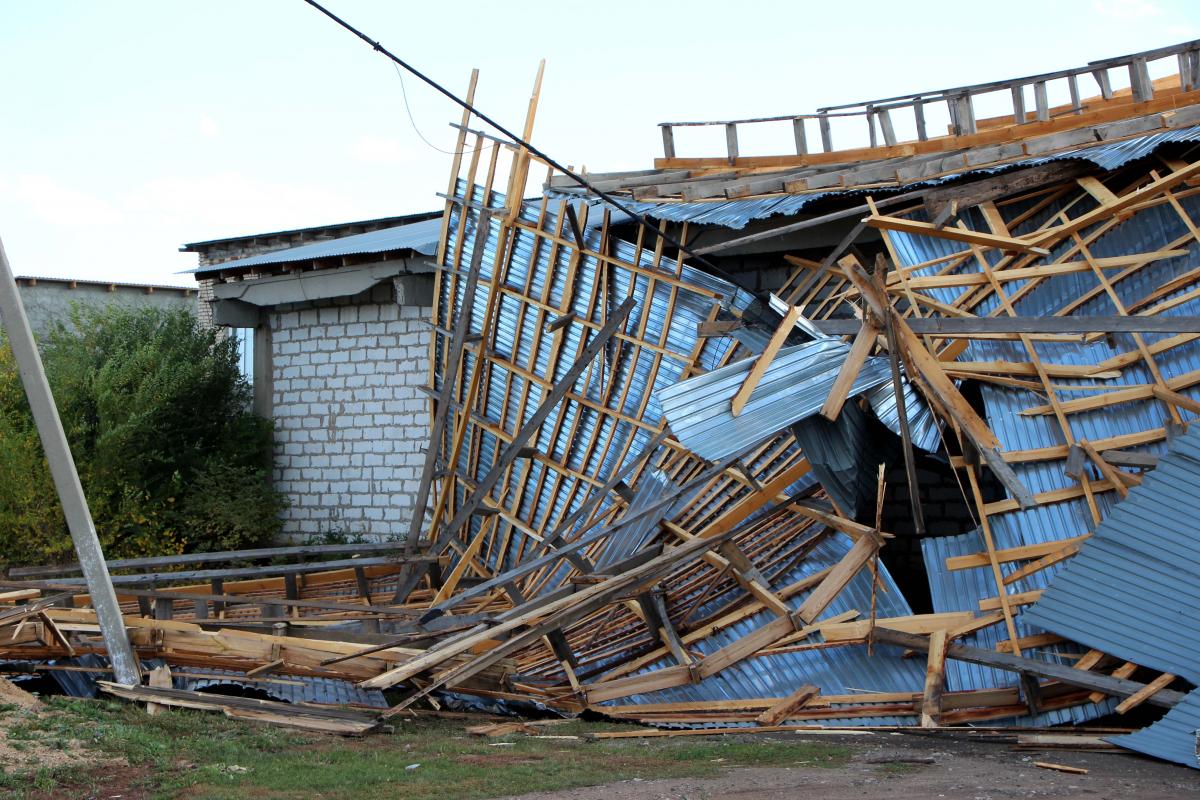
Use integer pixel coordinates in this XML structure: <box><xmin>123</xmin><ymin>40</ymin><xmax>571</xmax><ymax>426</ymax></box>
<box><xmin>7</xmin><ymin>38</ymin><xmax>1200</xmax><ymax>765</ymax></box>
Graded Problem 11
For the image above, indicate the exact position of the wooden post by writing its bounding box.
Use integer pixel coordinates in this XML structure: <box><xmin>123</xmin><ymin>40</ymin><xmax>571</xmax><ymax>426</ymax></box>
<box><xmin>211</xmin><ymin>577</ymin><xmax>224</xmax><ymax>616</ymax></box>
<box><xmin>153</xmin><ymin>597</ymin><xmax>173</xmax><ymax>621</ymax></box>
<box><xmin>792</xmin><ymin>118</ymin><xmax>808</xmax><ymax>155</ymax></box>
<box><xmin>661</xmin><ymin>125</ymin><xmax>675</xmax><ymax>159</ymax></box>
<box><xmin>954</xmin><ymin>93</ymin><xmax>976</xmax><ymax>135</ymax></box>
<box><xmin>724</xmin><ymin>123</ymin><xmax>739</xmax><ymax>163</ymax></box>
<box><xmin>919</xmin><ymin>628</ymin><xmax>948</xmax><ymax>727</ymax></box>
<box><xmin>1068</xmin><ymin>74</ymin><xmax>1083</xmax><ymax>114</ymax></box>
<box><xmin>877</xmin><ymin>108</ymin><xmax>896</xmax><ymax>146</ymax></box>
<box><xmin>818</xmin><ymin>113</ymin><xmax>832</xmax><ymax>153</ymax></box>
<box><xmin>1130</xmin><ymin>57</ymin><xmax>1153</xmax><ymax>102</ymax></box>
<box><xmin>1034</xmin><ymin>81</ymin><xmax>1050</xmax><ymax>122</ymax></box>
<box><xmin>1092</xmin><ymin>68</ymin><xmax>1113</xmax><ymax>100</ymax></box>
<box><xmin>913</xmin><ymin>98</ymin><xmax>928</xmax><ymax>142</ymax></box>
<box><xmin>1011</xmin><ymin>84</ymin><xmax>1027</xmax><ymax>124</ymax></box>
<box><xmin>0</xmin><ymin>236</ymin><xmax>139</xmax><ymax>686</ymax></box>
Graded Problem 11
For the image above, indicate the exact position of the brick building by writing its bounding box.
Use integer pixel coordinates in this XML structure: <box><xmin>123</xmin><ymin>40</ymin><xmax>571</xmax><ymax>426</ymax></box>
<box><xmin>181</xmin><ymin>212</ymin><xmax>440</xmax><ymax>541</ymax></box>
<box><xmin>14</xmin><ymin>276</ymin><xmax>197</xmax><ymax>337</ymax></box>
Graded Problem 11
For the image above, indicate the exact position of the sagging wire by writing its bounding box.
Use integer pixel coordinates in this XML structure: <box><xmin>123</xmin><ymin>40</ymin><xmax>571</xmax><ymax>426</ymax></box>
<box><xmin>390</xmin><ymin>61</ymin><xmax>494</xmax><ymax>157</ymax></box>
<box><xmin>300</xmin><ymin>0</ymin><xmax>750</xmax><ymax>294</ymax></box>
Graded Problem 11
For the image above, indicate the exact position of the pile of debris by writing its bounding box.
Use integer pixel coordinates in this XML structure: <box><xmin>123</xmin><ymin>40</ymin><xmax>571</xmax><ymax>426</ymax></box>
<box><xmin>5</xmin><ymin>39</ymin><xmax>1200</xmax><ymax>768</ymax></box>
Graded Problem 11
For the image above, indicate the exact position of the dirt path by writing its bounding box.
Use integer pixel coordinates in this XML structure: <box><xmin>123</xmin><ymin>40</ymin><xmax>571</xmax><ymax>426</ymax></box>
<box><xmin>496</xmin><ymin>732</ymin><xmax>1200</xmax><ymax>800</ymax></box>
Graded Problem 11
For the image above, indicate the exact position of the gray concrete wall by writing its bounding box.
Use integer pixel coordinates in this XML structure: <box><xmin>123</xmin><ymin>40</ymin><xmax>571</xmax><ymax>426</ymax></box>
<box><xmin>268</xmin><ymin>282</ymin><xmax>430</xmax><ymax>541</ymax></box>
<box><xmin>17</xmin><ymin>280</ymin><xmax>197</xmax><ymax>338</ymax></box>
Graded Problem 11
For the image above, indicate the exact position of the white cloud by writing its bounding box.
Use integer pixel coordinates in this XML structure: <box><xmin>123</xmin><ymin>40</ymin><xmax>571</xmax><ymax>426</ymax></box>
<box><xmin>349</xmin><ymin>134</ymin><xmax>417</xmax><ymax>165</ymax></box>
<box><xmin>9</xmin><ymin>174</ymin><xmax>123</xmax><ymax>226</ymax></box>
<box><xmin>1093</xmin><ymin>0</ymin><xmax>1163</xmax><ymax>18</ymax></box>
<box><xmin>125</xmin><ymin>171</ymin><xmax>365</xmax><ymax>238</ymax></box>
<box><xmin>199</xmin><ymin>113</ymin><xmax>219</xmax><ymax>139</ymax></box>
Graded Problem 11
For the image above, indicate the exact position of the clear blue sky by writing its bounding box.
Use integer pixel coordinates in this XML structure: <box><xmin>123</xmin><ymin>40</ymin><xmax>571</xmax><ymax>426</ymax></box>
<box><xmin>0</xmin><ymin>0</ymin><xmax>1196</xmax><ymax>285</ymax></box>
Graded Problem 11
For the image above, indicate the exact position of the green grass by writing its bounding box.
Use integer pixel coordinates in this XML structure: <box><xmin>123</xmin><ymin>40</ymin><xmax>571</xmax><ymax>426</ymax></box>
<box><xmin>0</xmin><ymin>698</ymin><xmax>852</xmax><ymax>800</ymax></box>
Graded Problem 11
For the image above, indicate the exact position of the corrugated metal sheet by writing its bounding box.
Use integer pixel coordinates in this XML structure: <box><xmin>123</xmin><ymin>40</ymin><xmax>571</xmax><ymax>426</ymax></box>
<box><xmin>657</xmin><ymin>339</ymin><xmax>892</xmax><ymax>462</ymax></box>
<box><xmin>188</xmin><ymin>216</ymin><xmax>442</xmax><ymax>273</ymax></box>
<box><xmin>552</xmin><ymin>125</ymin><xmax>1200</xmax><ymax>230</ymax></box>
<box><xmin>865</xmin><ymin>375</ymin><xmax>943</xmax><ymax>453</ymax></box>
<box><xmin>792</xmin><ymin>403</ymin><xmax>874</xmax><ymax>518</ymax></box>
<box><xmin>437</xmin><ymin>184</ymin><xmax>748</xmax><ymax>580</ymax></box>
<box><xmin>1024</xmin><ymin>426</ymin><xmax>1200</xmax><ymax>684</ymax></box>
<box><xmin>1024</xmin><ymin>426</ymin><xmax>1200</xmax><ymax>766</ymax></box>
<box><xmin>1112</xmin><ymin>689</ymin><xmax>1200</xmax><ymax>767</ymax></box>
<box><xmin>179</xmin><ymin>667</ymin><xmax>389</xmax><ymax>708</ymax></box>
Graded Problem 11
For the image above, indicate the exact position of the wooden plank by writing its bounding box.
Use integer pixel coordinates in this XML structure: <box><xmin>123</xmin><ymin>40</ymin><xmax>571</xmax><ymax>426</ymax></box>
<box><xmin>1035</xmin><ymin>762</ymin><xmax>1089</xmax><ymax>775</ymax></box>
<box><xmin>1115</xmin><ymin>672</ymin><xmax>1176</xmax><ymax>714</ymax></box>
<box><xmin>756</xmin><ymin>684</ymin><xmax>819</xmax><ymax>725</ymax></box>
<box><xmin>1152</xmin><ymin>384</ymin><xmax>1200</xmax><ymax>415</ymax></box>
<box><xmin>1079</xmin><ymin>439</ymin><xmax>1130</xmax><ymax>499</ymax></box>
<box><xmin>819</xmin><ymin>320</ymin><xmax>879</xmax><ymax>421</ymax></box>
<box><xmin>731</xmin><ymin>306</ymin><xmax>802</xmax><ymax>417</ymax></box>
<box><xmin>820</xmin><ymin>612</ymin><xmax>975</xmax><ymax>642</ymax></box>
<box><xmin>813</xmin><ymin>316</ymin><xmax>1200</xmax><ymax>335</ymax></box>
<box><xmin>795</xmin><ymin>531</ymin><xmax>880</xmax><ymax>624</ymax></box>
<box><xmin>866</xmin><ymin>214</ymin><xmax>1050</xmax><ymax>255</ymax></box>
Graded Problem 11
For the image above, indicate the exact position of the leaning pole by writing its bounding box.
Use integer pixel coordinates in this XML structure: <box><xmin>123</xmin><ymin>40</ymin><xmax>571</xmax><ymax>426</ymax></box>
<box><xmin>0</xmin><ymin>236</ymin><xmax>140</xmax><ymax>685</ymax></box>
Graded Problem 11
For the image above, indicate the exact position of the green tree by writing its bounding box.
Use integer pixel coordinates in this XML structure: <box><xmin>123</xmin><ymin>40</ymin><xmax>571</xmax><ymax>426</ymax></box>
<box><xmin>0</xmin><ymin>305</ymin><xmax>286</xmax><ymax>567</ymax></box>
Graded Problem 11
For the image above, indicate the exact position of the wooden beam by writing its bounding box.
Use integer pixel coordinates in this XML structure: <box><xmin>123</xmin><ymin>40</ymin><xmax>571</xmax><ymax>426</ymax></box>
<box><xmin>731</xmin><ymin>305</ymin><xmax>802</xmax><ymax>417</ymax></box>
<box><xmin>919</xmin><ymin>629</ymin><xmax>948</xmax><ymax>727</ymax></box>
<box><xmin>812</xmin><ymin>316</ymin><xmax>1200</xmax><ymax>335</ymax></box>
<box><xmin>1116</xmin><ymin>673</ymin><xmax>1176</xmax><ymax>714</ymax></box>
<box><xmin>756</xmin><ymin>684</ymin><xmax>819</xmax><ymax>726</ymax></box>
<box><xmin>871</xmin><ymin>628</ymin><xmax>1186</xmax><ymax>708</ymax></box>
<box><xmin>819</xmin><ymin>320</ymin><xmax>879</xmax><ymax>421</ymax></box>
<box><xmin>866</xmin><ymin>214</ymin><xmax>1050</xmax><ymax>255</ymax></box>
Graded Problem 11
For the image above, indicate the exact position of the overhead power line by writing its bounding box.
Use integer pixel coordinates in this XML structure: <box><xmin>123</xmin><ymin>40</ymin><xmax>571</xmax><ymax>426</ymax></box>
<box><xmin>300</xmin><ymin>0</ymin><xmax>731</xmax><ymax>279</ymax></box>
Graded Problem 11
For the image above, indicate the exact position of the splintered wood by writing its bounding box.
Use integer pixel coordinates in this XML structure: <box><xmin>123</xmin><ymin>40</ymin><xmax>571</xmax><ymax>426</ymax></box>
<box><xmin>4</xmin><ymin>47</ymin><xmax>1200</xmax><ymax>752</ymax></box>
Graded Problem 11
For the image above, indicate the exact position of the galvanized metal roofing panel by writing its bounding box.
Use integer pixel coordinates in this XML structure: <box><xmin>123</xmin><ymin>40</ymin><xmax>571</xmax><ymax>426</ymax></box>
<box><xmin>657</xmin><ymin>339</ymin><xmax>892</xmax><ymax>462</ymax></box>
<box><xmin>436</xmin><ymin>187</ymin><xmax>746</xmax><ymax>579</ymax></box>
<box><xmin>188</xmin><ymin>216</ymin><xmax>442</xmax><ymax>273</ymax></box>
<box><xmin>1111</xmin><ymin>688</ymin><xmax>1200</xmax><ymax>767</ymax></box>
<box><xmin>179</xmin><ymin>667</ymin><xmax>389</xmax><ymax>708</ymax></box>
<box><xmin>1024</xmin><ymin>426</ymin><xmax>1200</xmax><ymax>686</ymax></box>
<box><xmin>865</xmin><ymin>375</ymin><xmax>943</xmax><ymax>453</ymax></box>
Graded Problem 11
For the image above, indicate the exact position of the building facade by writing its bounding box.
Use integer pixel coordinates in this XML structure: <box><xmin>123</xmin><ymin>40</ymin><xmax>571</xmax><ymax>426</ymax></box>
<box><xmin>15</xmin><ymin>276</ymin><xmax>197</xmax><ymax>337</ymax></box>
<box><xmin>182</xmin><ymin>213</ymin><xmax>439</xmax><ymax>541</ymax></box>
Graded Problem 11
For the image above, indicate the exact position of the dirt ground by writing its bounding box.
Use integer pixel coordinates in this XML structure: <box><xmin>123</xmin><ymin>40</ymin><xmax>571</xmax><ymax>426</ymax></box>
<box><xmin>497</xmin><ymin>731</ymin><xmax>1200</xmax><ymax>800</ymax></box>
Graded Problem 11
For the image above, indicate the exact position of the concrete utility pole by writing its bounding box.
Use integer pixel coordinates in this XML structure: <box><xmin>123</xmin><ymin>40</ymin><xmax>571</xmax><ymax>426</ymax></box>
<box><xmin>0</xmin><ymin>236</ymin><xmax>140</xmax><ymax>685</ymax></box>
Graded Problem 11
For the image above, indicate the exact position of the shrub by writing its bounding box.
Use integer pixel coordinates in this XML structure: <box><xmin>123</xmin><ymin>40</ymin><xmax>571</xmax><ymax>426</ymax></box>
<box><xmin>0</xmin><ymin>305</ymin><xmax>286</xmax><ymax>567</ymax></box>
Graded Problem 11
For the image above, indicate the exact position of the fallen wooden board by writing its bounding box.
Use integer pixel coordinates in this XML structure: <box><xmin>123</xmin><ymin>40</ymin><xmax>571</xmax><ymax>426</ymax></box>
<box><xmin>1034</xmin><ymin>761</ymin><xmax>1089</xmax><ymax>775</ymax></box>
<box><xmin>872</xmin><ymin>628</ymin><xmax>1186</xmax><ymax>708</ymax></box>
<box><xmin>97</xmin><ymin>681</ymin><xmax>380</xmax><ymax>734</ymax></box>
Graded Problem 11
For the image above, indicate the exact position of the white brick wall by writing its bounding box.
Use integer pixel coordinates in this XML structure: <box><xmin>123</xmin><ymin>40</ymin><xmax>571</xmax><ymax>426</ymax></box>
<box><xmin>269</xmin><ymin>284</ymin><xmax>430</xmax><ymax>541</ymax></box>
